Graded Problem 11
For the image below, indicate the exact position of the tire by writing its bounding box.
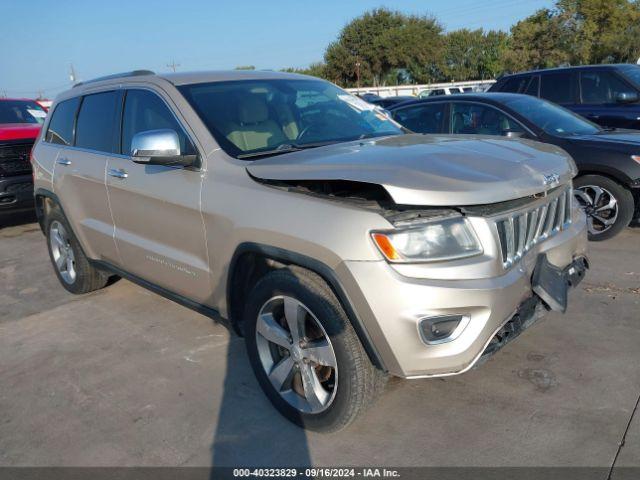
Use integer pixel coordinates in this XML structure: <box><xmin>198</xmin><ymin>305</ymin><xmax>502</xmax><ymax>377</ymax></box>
<box><xmin>574</xmin><ymin>175</ymin><xmax>634</xmax><ymax>241</ymax></box>
<box><xmin>45</xmin><ymin>207</ymin><xmax>110</xmax><ymax>294</ymax></box>
<box><xmin>244</xmin><ymin>267</ymin><xmax>386</xmax><ymax>432</ymax></box>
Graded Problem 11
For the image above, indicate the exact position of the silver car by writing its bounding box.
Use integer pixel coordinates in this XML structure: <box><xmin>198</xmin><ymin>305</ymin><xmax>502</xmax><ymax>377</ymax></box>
<box><xmin>31</xmin><ymin>70</ymin><xmax>588</xmax><ymax>431</ymax></box>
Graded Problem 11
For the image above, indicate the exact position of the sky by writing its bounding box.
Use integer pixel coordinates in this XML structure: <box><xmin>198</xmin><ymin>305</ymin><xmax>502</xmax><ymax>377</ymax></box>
<box><xmin>0</xmin><ymin>0</ymin><xmax>554</xmax><ymax>98</ymax></box>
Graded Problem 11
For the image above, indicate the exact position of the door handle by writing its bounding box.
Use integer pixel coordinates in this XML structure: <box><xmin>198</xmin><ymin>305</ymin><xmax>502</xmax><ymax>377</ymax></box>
<box><xmin>108</xmin><ymin>168</ymin><xmax>128</xmax><ymax>179</ymax></box>
<box><xmin>56</xmin><ymin>158</ymin><xmax>72</xmax><ymax>166</ymax></box>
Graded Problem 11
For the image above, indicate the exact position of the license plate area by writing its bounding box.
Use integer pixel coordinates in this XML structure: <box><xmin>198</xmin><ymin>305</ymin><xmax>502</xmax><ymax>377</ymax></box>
<box><xmin>532</xmin><ymin>254</ymin><xmax>588</xmax><ymax>313</ymax></box>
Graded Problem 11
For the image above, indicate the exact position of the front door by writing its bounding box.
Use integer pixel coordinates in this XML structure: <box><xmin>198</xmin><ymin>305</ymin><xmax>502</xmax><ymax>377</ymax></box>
<box><xmin>105</xmin><ymin>88</ymin><xmax>210</xmax><ymax>302</ymax></box>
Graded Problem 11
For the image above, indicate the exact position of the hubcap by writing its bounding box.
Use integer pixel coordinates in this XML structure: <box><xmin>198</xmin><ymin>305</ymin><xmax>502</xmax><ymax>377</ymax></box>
<box><xmin>49</xmin><ymin>221</ymin><xmax>76</xmax><ymax>284</ymax></box>
<box><xmin>574</xmin><ymin>185</ymin><xmax>618</xmax><ymax>236</ymax></box>
<box><xmin>255</xmin><ymin>296</ymin><xmax>338</xmax><ymax>414</ymax></box>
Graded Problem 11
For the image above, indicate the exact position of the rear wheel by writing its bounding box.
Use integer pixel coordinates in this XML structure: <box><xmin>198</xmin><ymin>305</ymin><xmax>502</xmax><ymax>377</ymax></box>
<box><xmin>45</xmin><ymin>208</ymin><xmax>110</xmax><ymax>294</ymax></box>
<box><xmin>574</xmin><ymin>175</ymin><xmax>634</xmax><ymax>241</ymax></box>
<box><xmin>244</xmin><ymin>268</ymin><xmax>386</xmax><ymax>432</ymax></box>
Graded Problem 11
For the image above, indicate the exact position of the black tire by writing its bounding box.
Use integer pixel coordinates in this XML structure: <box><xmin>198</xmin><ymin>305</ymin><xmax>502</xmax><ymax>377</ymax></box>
<box><xmin>45</xmin><ymin>207</ymin><xmax>110</xmax><ymax>294</ymax></box>
<box><xmin>574</xmin><ymin>175</ymin><xmax>634</xmax><ymax>241</ymax></box>
<box><xmin>244</xmin><ymin>267</ymin><xmax>386</xmax><ymax>432</ymax></box>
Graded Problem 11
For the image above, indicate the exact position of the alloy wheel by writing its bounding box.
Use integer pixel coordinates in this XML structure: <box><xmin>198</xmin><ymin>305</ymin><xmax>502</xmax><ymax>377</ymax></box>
<box><xmin>49</xmin><ymin>220</ymin><xmax>76</xmax><ymax>284</ymax></box>
<box><xmin>255</xmin><ymin>295</ymin><xmax>338</xmax><ymax>414</ymax></box>
<box><xmin>574</xmin><ymin>185</ymin><xmax>618</xmax><ymax>236</ymax></box>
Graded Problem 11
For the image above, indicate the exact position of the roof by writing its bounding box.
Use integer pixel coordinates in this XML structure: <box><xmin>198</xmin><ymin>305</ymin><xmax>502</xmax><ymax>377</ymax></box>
<box><xmin>158</xmin><ymin>69</ymin><xmax>314</xmax><ymax>85</ymax></box>
<box><xmin>500</xmin><ymin>63</ymin><xmax>636</xmax><ymax>78</ymax></box>
<box><xmin>387</xmin><ymin>92</ymin><xmax>527</xmax><ymax>110</ymax></box>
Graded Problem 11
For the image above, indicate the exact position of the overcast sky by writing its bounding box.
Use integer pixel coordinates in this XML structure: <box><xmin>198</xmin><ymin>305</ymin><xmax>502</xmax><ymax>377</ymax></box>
<box><xmin>0</xmin><ymin>0</ymin><xmax>553</xmax><ymax>98</ymax></box>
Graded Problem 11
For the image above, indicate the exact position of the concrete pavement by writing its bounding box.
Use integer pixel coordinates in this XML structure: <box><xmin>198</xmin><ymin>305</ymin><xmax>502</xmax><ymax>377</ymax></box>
<box><xmin>1</xmin><ymin>214</ymin><xmax>638</xmax><ymax>472</ymax></box>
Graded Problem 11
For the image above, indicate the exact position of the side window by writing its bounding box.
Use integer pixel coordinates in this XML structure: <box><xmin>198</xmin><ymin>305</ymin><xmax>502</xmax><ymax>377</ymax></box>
<box><xmin>580</xmin><ymin>71</ymin><xmax>632</xmax><ymax>104</ymax></box>
<box><xmin>75</xmin><ymin>91</ymin><xmax>119</xmax><ymax>153</ymax></box>
<box><xmin>450</xmin><ymin>103</ymin><xmax>524</xmax><ymax>136</ymax></box>
<box><xmin>525</xmin><ymin>76</ymin><xmax>540</xmax><ymax>96</ymax></box>
<box><xmin>540</xmin><ymin>72</ymin><xmax>574</xmax><ymax>104</ymax></box>
<box><xmin>121</xmin><ymin>90</ymin><xmax>193</xmax><ymax>155</ymax></box>
<box><xmin>392</xmin><ymin>103</ymin><xmax>445</xmax><ymax>133</ymax></box>
<box><xmin>45</xmin><ymin>97</ymin><xmax>80</xmax><ymax>146</ymax></box>
<box><xmin>500</xmin><ymin>76</ymin><xmax>529</xmax><ymax>93</ymax></box>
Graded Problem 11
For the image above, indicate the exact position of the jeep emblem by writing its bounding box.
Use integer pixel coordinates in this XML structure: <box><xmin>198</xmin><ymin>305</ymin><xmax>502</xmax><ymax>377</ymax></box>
<box><xmin>543</xmin><ymin>173</ymin><xmax>560</xmax><ymax>187</ymax></box>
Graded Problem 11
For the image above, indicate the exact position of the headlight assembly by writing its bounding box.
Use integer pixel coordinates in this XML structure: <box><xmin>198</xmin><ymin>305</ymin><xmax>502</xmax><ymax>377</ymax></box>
<box><xmin>371</xmin><ymin>216</ymin><xmax>482</xmax><ymax>263</ymax></box>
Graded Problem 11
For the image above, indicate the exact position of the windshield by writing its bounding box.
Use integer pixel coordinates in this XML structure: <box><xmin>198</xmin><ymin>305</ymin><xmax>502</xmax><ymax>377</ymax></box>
<box><xmin>503</xmin><ymin>95</ymin><xmax>601</xmax><ymax>136</ymax></box>
<box><xmin>0</xmin><ymin>100</ymin><xmax>47</xmax><ymax>125</ymax></box>
<box><xmin>178</xmin><ymin>79</ymin><xmax>403</xmax><ymax>158</ymax></box>
<box><xmin>620</xmin><ymin>65</ymin><xmax>640</xmax><ymax>89</ymax></box>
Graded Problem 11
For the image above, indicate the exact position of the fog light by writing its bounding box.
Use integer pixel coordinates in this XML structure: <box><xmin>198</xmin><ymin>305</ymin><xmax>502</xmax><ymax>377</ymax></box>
<box><xmin>419</xmin><ymin>315</ymin><xmax>469</xmax><ymax>345</ymax></box>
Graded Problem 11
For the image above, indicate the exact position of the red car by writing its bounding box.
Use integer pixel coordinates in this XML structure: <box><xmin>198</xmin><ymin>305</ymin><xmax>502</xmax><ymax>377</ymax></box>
<box><xmin>0</xmin><ymin>98</ymin><xmax>46</xmax><ymax>214</ymax></box>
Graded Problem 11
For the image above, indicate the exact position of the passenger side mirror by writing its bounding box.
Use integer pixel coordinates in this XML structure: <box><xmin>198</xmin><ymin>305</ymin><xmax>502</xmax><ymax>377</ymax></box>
<box><xmin>616</xmin><ymin>92</ymin><xmax>639</xmax><ymax>104</ymax></box>
<box><xmin>130</xmin><ymin>129</ymin><xmax>197</xmax><ymax>167</ymax></box>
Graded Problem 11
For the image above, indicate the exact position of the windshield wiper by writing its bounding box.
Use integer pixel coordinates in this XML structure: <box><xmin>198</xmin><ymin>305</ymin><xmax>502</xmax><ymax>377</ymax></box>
<box><xmin>236</xmin><ymin>141</ymin><xmax>339</xmax><ymax>159</ymax></box>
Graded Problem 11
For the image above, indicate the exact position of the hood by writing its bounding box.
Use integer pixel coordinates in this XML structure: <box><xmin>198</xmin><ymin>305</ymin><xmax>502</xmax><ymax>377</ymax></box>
<box><xmin>246</xmin><ymin>134</ymin><xmax>576</xmax><ymax>206</ymax></box>
<box><xmin>569</xmin><ymin>129</ymin><xmax>640</xmax><ymax>148</ymax></box>
<box><xmin>0</xmin><ymin>123</ymin><xmax>41</xmax><ymax>141</ymax></box>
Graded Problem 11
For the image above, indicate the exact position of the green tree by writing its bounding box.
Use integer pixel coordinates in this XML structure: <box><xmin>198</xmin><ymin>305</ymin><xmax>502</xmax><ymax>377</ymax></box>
<box><xmin>323</xmin><ymin>8</ymin><xmax>443</xmax><ymax>87</ymax></box>
<box><xmin>280</xmin><ymin>62</ymin><xmax>328</xmax><ymax>79</ymax></box>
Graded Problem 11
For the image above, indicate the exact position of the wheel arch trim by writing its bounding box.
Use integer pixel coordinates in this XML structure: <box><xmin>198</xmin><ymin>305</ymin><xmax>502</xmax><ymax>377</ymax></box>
<box><xmin>227</xmin><ymin>242</ymin><xmax>387</xmax><ymax>371</ymax></box>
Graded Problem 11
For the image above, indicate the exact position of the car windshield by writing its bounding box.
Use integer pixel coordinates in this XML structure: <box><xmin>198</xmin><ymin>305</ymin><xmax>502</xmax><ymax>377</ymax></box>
<box><xmin>620</xmin><ymin>65</ymin><xmax>640</xmax><ymax>89</ymax></box>
<box><xmin>0</xmin><ymin>100</ymin><xmax>47</xmax><ymax>125</ymax></box>
<box><xmin>503</xmin><ymin>95</ymin><xmax>601</xmax><ymax>136</ymax></box>
<box><xmin>178</xmin><ymin>79</ymin><xmax>403</xmax><ymax>158</ymax></box>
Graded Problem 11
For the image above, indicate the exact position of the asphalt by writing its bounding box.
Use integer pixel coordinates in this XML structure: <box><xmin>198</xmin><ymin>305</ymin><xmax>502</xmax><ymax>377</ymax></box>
<box><xmin>0</xmin><ymin>211</ymin><xmax>639</xmax><ymax>473</ymax></box>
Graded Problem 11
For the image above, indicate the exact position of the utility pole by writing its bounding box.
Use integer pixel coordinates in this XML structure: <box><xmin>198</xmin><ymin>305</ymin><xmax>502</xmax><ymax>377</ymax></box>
<box><xmin>355</xmin><ymin>60</ymin><xmax>361</xmax><ymax>89</ymax></box>
<box><xmin>167</xmin><ymin>60</ymin><xmax>181</xmax><ymax>72</ymax></box>
<box><xmin>69</xmin><ymin>64</ymin><xmax>78</xmax><ymax>83</ymax></box>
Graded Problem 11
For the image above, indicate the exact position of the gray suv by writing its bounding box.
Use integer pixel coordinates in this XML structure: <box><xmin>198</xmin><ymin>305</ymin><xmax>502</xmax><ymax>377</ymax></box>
<box><xmin>31</xmin><ymin>70</ymin><xmax>588</xmax><ymax>431</ymax></box>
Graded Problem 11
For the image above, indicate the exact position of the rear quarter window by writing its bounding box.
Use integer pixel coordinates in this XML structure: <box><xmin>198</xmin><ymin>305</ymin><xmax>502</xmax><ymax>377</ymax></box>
<box><xmin>45</xmin><ymin>97</ymin><xmax>81</xmax><ymax>146</ymax></box>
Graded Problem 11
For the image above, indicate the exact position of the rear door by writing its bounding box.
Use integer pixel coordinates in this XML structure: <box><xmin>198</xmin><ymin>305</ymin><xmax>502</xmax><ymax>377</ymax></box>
<box><xmin>574</xmin><ymin>69</ymin><xmax>640</xmax><ymax>129</ymax></box>
<box><xmin>105</xmin><ymin>88</ymin><xmax>209</xmax><ymax>302</ymax></box>
<box><xmin>391</xmin><ymin>102</ymin><xmax>447</xmax><ymax>133</ymax></box>
<box><xmin>50</xmin><ymin>92</ymin><xmax>120</xmax><ymax>263</ymax></box>
<box><xmin>539</xmin><ymin>71</ymin><xmax>579</xmax><ymax>111</ymax></box>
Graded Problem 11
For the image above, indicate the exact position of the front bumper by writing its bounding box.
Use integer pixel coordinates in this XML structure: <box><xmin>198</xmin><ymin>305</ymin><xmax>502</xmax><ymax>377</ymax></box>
<box><xmin>337</xmin><ymin>213</ymin><xmax>588</xmax><ymax>378</ymax></box>
<box><xmin>0</xmin><ymin>174</ymin><xmax>34</xmax><ymax>212</ymax></box>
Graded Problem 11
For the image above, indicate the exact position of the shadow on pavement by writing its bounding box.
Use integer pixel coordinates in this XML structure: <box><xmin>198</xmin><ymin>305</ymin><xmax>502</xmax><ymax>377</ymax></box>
<box><xmin>0</xmin><ymin>209</ymin><xmax>38</xmax><ymax>229</ymax></box>
<box><xmin>210</xmin><ymin>337</ymin><xmax>312</xmax><ymax>469</ymax></box>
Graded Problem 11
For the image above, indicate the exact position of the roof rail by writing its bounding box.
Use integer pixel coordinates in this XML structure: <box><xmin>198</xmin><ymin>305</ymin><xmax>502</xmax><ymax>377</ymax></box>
<box><xmin>73</xmin><ymin>70</ymin><xmax>155</xmax><ymax>88</ymax></box>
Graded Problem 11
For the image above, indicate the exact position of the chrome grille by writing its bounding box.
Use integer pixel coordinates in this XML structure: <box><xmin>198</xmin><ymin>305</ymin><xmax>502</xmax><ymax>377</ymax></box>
<box><xmin>496</xmin><ymin>186</ymin><xmax>573</xmax><ymax>268</ymax></box>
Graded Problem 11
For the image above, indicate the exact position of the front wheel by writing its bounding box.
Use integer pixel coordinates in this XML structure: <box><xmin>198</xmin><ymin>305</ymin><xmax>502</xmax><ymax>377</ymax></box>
<box><xmin>244</xmin><ymin>268</ymin><xmax>385</xmax><ymax>432</ymax></box>
<box><xmin>573</xmin><ymin>175</ymin><xmax>634</xmax><ymax>241</ymax></box>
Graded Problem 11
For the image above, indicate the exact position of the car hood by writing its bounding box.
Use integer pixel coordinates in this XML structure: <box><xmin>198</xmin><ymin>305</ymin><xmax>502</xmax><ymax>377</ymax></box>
<box><xmin>0</xmin><ymin>123</ymin><xmax>41</xmax><ymax>141</ymax></box>
<box><xmin>569</xmin><ymin>129</ymin><xmax>640</xmax><ymax>147</ymax></box>
<box><xmin>246</xmin><ymin>134</ymin><xmax>576</xmax><ymax>206</ymax></box>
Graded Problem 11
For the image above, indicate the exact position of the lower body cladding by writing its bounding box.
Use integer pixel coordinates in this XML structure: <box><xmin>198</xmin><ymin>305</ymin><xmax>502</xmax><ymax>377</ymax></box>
<box><xmin>337</xmin><ymin>218</ymin><xmax>588</xmax><ymax>379</ymax></box>
<box><xmin>0</xmin><ymin>174</ymin><xmax>34</xmax><ymax>213</ymax></box>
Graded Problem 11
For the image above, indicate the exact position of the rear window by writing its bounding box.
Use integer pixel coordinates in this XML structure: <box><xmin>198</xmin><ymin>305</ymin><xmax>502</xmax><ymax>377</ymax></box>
<box><xmin>75</xmin><ymin>91</ymin><xmax>119</xmax><ymax>153</ymax></box>
<box><xmin>392</xmin><ymin>103</ymin><xmax>445</xmax><ymax>133</ymax></box>
<box><xmin>0</xmin><ymin>100</ymin><xmax>47</xmax><ymax>125</ymax></box>
<box><xmin>540</xmin><ymin>72</ymin><xmax>574</xmax><ymax>104</ymax></box>
<box><xmin>45</xmin><ymin>97</ymin><xmax>80</xmax><ymax>146</ymax></box>
<box><xmin>499</xmin><ymin>76</ymin><xmax>529</xmax><ymax>93</ymax></box>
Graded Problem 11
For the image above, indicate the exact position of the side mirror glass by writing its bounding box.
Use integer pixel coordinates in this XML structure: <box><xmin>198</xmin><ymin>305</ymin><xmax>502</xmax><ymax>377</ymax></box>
<box><xmin>130</xmin><ymin>129</ymin><xmax>196</xmax><ymax>167</ymax></box>
<box><xmin>616</xmin><ymin>92</ymin><xmax>639</xmax><ymax>104</ymax></box>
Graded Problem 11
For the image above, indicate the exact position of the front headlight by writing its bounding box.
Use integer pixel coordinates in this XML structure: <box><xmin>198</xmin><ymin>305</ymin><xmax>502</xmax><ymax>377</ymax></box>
<box><xmin>371</xmin><ymin>216</ymin><xmax>482</xmax><ymax>263</ymax></box>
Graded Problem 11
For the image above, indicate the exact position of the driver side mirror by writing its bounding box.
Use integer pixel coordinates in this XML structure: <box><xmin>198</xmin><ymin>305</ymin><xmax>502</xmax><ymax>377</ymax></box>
<box><xmin>616</xmin><ymin>91</ymin><xmax>639</xmax><ymax>104</ymax></box>
<box><xmin>502</xmin><ymin>129</ymin><xmax>526</xmax><ymax>139</ymax></box>
<box><xmin>130</xmin><ymin>129</ymin><xmax>197</xmax><ymax>167</ymax></box>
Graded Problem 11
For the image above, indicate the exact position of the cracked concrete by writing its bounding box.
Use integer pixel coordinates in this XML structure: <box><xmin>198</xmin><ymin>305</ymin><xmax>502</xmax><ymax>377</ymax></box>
<box><xmin>1</xmin><ymin>214</ymin><xmax>639</xmax><ymax>472</ymax></box>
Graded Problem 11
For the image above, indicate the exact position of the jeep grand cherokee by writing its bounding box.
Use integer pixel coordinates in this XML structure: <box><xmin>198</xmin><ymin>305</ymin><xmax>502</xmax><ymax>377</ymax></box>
<box><xmin>31</xmin><ymin>70</ymin><xmax>588</xmax><ymax>431</ymax></box>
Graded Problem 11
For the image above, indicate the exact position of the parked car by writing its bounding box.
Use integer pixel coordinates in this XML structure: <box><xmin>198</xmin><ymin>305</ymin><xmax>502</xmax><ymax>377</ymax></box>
<box><xmin>388</xmin><ymin>92</ymin><xmax>640</xmax><ymax>240</ymax></box>
<box><xmin>367</xmin><ymin>95</ymin><xmax>415</xmax><ymax>109</ymax></box>
<box><xmin>489</xmin><ymin>64</ymin><xmax>640</xmax><ymax>130</ymax></box>
<box><xmin>0</xmin><ymin>98</ymin><xmax>47</xmax><ymax>215</ymax></box>
<box><xmin>32</xmin><ymin>70</ymin><xmax>588</xmax><ymax>431</ymax></box>
<box><xmin>419</xmin><ymin>86</ymin><xmax>464</xmax><ymax>98</ymax></box>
